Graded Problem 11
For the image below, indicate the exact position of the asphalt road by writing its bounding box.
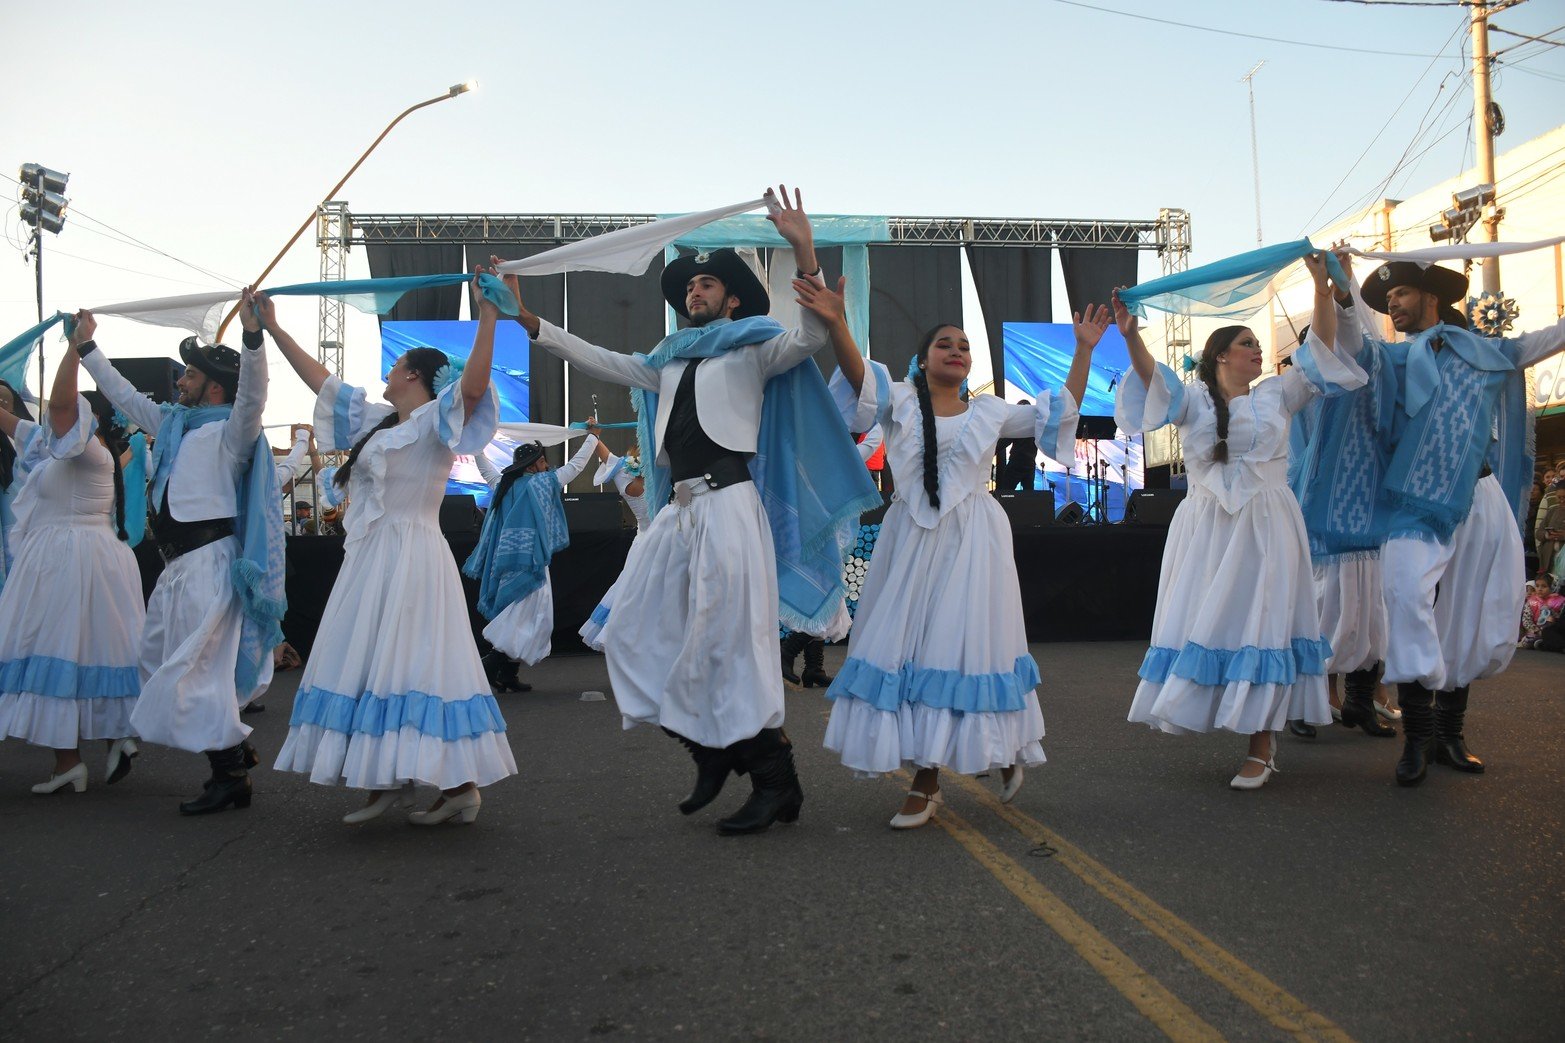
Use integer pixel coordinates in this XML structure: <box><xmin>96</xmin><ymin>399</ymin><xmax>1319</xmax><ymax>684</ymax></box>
<box><xmin>2</xmin><ymin>642</ymin><xmax>1561</xmax><ymax>1042</ymax></box>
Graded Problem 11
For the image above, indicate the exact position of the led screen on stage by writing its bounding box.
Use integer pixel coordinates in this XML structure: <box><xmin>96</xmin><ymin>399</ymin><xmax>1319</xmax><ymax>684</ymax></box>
<box><xmin>1001</xmin><ymin>322</ymin><xmax>1129</xmax><ymax>418</ymax></box>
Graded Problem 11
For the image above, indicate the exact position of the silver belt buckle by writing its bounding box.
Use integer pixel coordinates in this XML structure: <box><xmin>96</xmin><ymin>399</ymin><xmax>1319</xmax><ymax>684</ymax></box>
<box><xmin>674</xmin><ymin>482</ymin><xmax>693</xmax><ymax>508</ymax></box>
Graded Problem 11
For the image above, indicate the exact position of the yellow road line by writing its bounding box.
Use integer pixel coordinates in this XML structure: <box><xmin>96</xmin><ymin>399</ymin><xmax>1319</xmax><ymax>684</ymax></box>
<box><xmin>944</xmin><ymin>773</ymin><xmax>1355</xmax><ymax>1043</ymax></box>
<box><xmin>892</xmin><ymin>771</ymin><xmax>1225</xmax><ymax>1042</ymax></box>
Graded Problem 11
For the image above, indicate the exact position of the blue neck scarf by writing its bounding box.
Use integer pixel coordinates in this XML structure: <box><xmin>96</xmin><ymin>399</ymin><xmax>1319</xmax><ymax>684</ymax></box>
<box><xmin>463</xmin><ymin>470</ymin><xmax>570</xmax><ymax>618</ymax></box>
<box><xmin>151</xmin><ymin>403</ymin><xmax>285</xmax><ymax>695</ymax></box>
<box><xmin>631</xmin><ymin>316</ymin><xmax>882</xmax><ymax>633</ymax></box>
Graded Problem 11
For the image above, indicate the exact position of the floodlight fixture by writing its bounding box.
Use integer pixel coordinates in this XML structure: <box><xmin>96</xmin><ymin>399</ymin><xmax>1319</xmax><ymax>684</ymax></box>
<box><xmin>19</xmin><ymin>163</ymin><xmax>68</xmax><ymax>195</ymax></box>
<box><xmin>450</xmin><ymin>79</ymin><xmax>477</xmax><ymax>96</ymax></box>
<box><xmin>1453</xmin><ymin>183</ymin><xmax>1495</xmax><ymax>211</ymax></box>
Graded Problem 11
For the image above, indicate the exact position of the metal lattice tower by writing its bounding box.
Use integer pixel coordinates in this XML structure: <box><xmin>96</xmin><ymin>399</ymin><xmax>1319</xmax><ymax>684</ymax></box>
<box><xmin>316</xmin><ymin>200</ymin><xmax>350</xmax><ymax>377</ymax></box>
<box><xmin>1153</xmin><ymin>207</ymin><xmax>1192</xmax><ymax>474</ymax></box>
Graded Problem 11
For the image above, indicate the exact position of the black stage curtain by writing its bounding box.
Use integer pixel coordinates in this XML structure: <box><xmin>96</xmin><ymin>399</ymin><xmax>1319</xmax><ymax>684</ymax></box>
<box><xmin>965</xmin><ymin>246</ymin><xmax>1052</xmax><ymax>398</ymax></box>
<box><xmin>282</xmin><ymin>530</ymin><xmax>635</xmax><ymax>661</ymax></box>
<box><xmin>276</xmin><ymin>523</ymin><xmax>1166</xmax><ymax>661</ymax></box>
<box><xmin>564</xmin><ymin>260</ymin><xmax>665</xmax><ymax>490</ymax></box>
<box><xmin>867</xmin><ymin>246</ymin><xmax>963</xmax><ymax>381</ymax></box>
<box><xmin>466</xmin><ymin>243</ymin><xmax>568</xmax><ymax>462</ymax></box>
<box><xmin>1059</xmin><ymin>247</ymin><xmax>1139</xmax><ymax>318</ymax></box>
<box><xmin>365</xmin><ymin>243</ymin><xmax>465</xmax><ymax>322</ymax></box>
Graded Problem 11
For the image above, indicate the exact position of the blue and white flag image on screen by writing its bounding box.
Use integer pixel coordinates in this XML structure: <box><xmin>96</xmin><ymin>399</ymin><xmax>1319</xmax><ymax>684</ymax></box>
<box><xmin>1000</xmin><ymin>322</ymin><xmax>1143</xmax><ymax>521</ymax></box>
<box><xmin>381</xmin><ymin>320</ymin><xmax>533</xmax><ymax>507</ymax></box>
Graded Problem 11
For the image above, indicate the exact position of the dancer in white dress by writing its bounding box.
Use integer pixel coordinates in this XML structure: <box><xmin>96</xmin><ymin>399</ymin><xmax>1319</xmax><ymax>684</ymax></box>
<box><xmin>469</xmin><ymin>431</ymin><xmax>597</xmax><ymax>690</ymax></box>
<box><xmin>270</xmin><ymin>275</ymin><xmax>514</xmax><ymax>826</ymax></box>
<box><xmin>1114</xmin><ymin>253</ymin><xmax>1366</xmax><ymax>789</ymax></box>
<box><xmin>577</xmin><ymin>433</ymin><xmax>648</xmax><ymax>652</ymax></box>
<box><xmin>805</xmin><ymin>274</ymin><xmax>1104</xmax><ymax>828</ymax></box>
<box><xmin>0</xmin><ymin>336</ymin><xmax>145</xmax><ymax>793</ymax></box>
<box><xmin>0</xmin><ymin>378</ymin><xmax>45</xmax><ymax>594</ymax></box>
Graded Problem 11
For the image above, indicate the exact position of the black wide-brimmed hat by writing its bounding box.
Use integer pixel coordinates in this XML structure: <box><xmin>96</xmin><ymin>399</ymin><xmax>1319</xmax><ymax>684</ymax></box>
<box><xmin>511</xmin><ymin>441</ymin><xmax>546</xmax><ymax>471</ymax></box>
<box><xmin>661</xmin><ymin>248</ymin><xmax>769</xmax><ymax>321</ymax></box>
<box><xmin>179</xmin><ymin>337</ymin><xmax>243</xmax><ymax>396</ymax></box>
<box><xmin>1360</xmin><ymin>261</ymin><xmax>1469</xmax><ymax>329</ymax></box>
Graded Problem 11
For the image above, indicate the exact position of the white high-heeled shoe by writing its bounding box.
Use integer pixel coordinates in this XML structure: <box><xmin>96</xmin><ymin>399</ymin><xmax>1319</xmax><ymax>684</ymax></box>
<box><xmin>32</xmin><ymin>762</ymin><xmax>88</xmax><ymax>795</ymax></box>
<box><xmin>889</xmin><ymin>788</ymin><xmax>941</xmax><ymax>829</ymax></box>
<box><xmin>343</xmin><ymin>782</ymin><xmax>415</xmax><ymax>825</ymax></box>
<box><xmin>1230</xmin><ymin>739</ymin><xmax>1279</xmax><ymax>791</ymax></box>
<box><xmin>105</xmin><ymin>738</ymin><xmax>139</xmax><ymax>784</ymax></box>
<box><xmin>999</xmin><ymin>764</ymin><xmax>1025</xmax><ymax>804</ymax></box>
<box><xmin>1375</xmin><ymin>700</ymin><xmax>1403</xmax><ymax>721</ymax></box>
<box><xmin>408</xmin><ymin>787</ymin><xmax>481</xmax><ymax>826</ymax></box>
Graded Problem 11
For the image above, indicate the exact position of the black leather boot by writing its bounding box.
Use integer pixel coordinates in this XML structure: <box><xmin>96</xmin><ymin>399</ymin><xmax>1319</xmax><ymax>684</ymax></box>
<box><xmin>801</xmin><ymin>638</ymin><xmax>833</xmax><ymax>688</ymax></box>
<box><xmin>1287</xmin><ymin>720</ymin><xmax>1317</xmax><ymax>739</ymax></box>
<box><xmin>1340</xmin><ymin>666</ymin><xmax>1396</xmax><ymax>737</ymax></box>
<box><xmin>717</xmin><ymin>729</ymin><xmax>804</xmax><ymax>835</ymax></box>
<box><xmin>780</xmin><ymin>632</ymin><xmax>808</xmax><ymax>686</ymax></box>
<box><xmin>1434</xmin><ymin>687</ymin><xmax>1485</xmax><ymax>773</ymax></box>
<box><xmin>1395</xmin><ymin>683</ymin><xmax>1435</xmax><ymax>787</ymax></box>
<box><xmin>664</xmin><ymin>728</ymin><xmax>738</xmax><ymax>815</ymax></box>
<box><xmin>179</xmin><ymin>745</ymin><xmax>253</xmax><ymax>815</ymax></box>
<box><xmin>498</xmin><ymin>656</ymin><xmax>531</xmax><ymax>694</ymax></box>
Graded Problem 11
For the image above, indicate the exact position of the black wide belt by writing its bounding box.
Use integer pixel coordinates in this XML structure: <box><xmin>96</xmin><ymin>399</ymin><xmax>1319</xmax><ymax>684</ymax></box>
<box><xmin>156</xmin><ymin>518</ymin><xmax>235</xmax><ymax>561</ymax></box>
<box><xmin>669</xmin><ymin>454</ymin><xmax>752</xmax><ymax>502</ymax></box>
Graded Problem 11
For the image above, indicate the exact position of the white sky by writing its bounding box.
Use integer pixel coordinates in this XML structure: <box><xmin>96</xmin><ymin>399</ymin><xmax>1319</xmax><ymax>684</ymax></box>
<box><xmin>3</xmin><ymin>0</ymin><xmax>1562</xmax><ymax>446</ymax></box>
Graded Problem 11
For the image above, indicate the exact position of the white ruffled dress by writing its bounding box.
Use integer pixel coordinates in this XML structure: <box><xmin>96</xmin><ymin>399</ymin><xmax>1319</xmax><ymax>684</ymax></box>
<box><xmin>0</xmin><ymin>402</ymin><xmax>144</xmax><ymax>748</ymax></box>
<box><xmin>1118</xmin><ymin>335</ymin><xmax>1366</xmax><ymax>735</ymax></box>
<box><xmin>274</xmin><ymin>377</ymin><xmax>517</xmax><ymax>790</ymax></box>
<box><xmin>579</xmin><ymin>453</ymin><xmax>649</xmax><ymax>652</ymax></box>
<box><xmin>822</xmin><ymin>362</ymin><xmax>1078</xmax><ymax>776</ymax></box>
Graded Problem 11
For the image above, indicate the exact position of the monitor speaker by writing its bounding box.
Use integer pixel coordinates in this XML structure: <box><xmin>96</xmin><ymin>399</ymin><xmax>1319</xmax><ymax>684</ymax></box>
<box><xmin>1126</xmin><ymin>488</ymin><xmax>1185</xmax><ymax>526</ymax></box>
<box><xmin>991</xmin><ymin>490</ymin><xmax>1053</xmax><ymax>529</ymax></box>
<box><xmin>562</xmin><ymin>492</ymin><xmax>627</xmax><ymax>532</ymax></box>
<box><xmin>438</xmin><ymin>493</ymin><xmax>482</xmax><ymax>536</ymax></box>
<box><xmin>1055</xmin><ymin>501</ymin><xmax>1085</xmax><ymax>526</ymax></box>
<box><xmin>1075</xmin><ymin>415</ymin><xmax>1118</xmax><ymax>440</ymax></box>
<box><xmin>110</xmin><ymin>357</ymin><xmax>184</xmax><ymax>404</ymax></box>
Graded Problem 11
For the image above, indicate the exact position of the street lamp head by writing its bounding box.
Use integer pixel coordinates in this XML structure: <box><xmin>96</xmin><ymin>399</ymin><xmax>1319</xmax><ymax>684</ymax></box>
<box><xmin>449</xmin><ymin>79</ymin><xmax>477</xmax><ymax>97</ymax></box>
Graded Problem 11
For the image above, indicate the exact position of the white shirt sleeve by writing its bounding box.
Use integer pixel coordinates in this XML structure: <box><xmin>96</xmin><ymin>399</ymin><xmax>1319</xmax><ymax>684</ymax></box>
<box><xmin>533</xmin><ymin>319</ymin><xmax>660</xmax><ymax>391</ymax></box>
<box><xmin>80</xmin><ymin>348</ymin><xmax>164</xmax><ymax>435</ymax></box>
<box><xmin>474</xmin><ymin>451</ymin><xmax>503</xmax><ymax>491</ymax></box>
<box><xmin>555</xmin><ymin>434</ymin><xmax>599</xmax><ymax>487</ymax></box>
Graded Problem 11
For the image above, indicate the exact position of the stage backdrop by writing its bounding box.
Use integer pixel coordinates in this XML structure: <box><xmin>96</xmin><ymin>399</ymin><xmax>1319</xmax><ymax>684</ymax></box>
<box><xmin>1001</xmin><ymin>321</ymin><xmax>1143</xmax><ymax>520</ymax></box>
<box><xmin>381</xmin><ymin>320</ymin><xmax>531</xmax><ymax>505</ymax></box>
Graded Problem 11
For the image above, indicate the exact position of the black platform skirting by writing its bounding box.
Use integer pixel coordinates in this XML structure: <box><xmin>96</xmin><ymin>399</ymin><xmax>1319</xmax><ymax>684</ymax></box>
<box><xmin>137</xmin><ymin>526</ymin><xmax>1168</xmax><ymax>660</ymax></box>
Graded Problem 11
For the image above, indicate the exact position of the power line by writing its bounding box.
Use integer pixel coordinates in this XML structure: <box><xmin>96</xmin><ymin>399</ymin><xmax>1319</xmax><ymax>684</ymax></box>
<box><xmin>1294</xmin><ymin>14</ymin><xmax>1472</xmax><ymax>235</ymax></box>
<box><xmin>1046</xmin><ymin>0</ymin><xmax>1450</xmax><ymax>58</ymax></box>
<box><xmin>29</xmin><ymin>245</ymin><xmax>232</xmax><ymax>290</ymax></box>
<box><xmin>3</xmin><ymin>170</ymin><xmax>242</xmax><ymax>287</ymax></box>
<box><xmin>1318</xmin><ymin>0</ymin><xmax>1466</xmax><ymax>6</ymax></box>
<box><xmin>1490</xmin><ymin>23</ymin><xmax>1565</xmax><ymax>50</ymax></box>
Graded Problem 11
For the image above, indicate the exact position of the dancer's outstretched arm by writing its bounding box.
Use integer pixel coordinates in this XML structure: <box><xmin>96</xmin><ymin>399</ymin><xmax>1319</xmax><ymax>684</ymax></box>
<box><xmin>50</xmin><ymin>311</ymin><xmax>90</xmax><ymax>437</ymax></box>
<box><xmin>795</xmin><ymin>274</ymin><xmax>863</xmax><ymax>394</ymax></box>
<box><xmin>1066</xmin><ymin>305</ymin><xmax>1111</xmax><ymax>408</ymax></box>
<box><xmin>255</xmin><ymin>292</ymin><xmax>329</xmax><ymax>395</ymax></box>
<box><xmin>464</xmin><ymin>267</ymin><xmax>498</xmax><ymax>418</ymax></box>
<box><xmin>1112</xmin><ymin>290</ymin><xmax>1155</xmax><ymax>386</ymax></box>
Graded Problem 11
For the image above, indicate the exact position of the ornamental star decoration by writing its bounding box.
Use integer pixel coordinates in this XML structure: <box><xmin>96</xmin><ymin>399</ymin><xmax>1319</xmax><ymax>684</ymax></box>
<box><xmin>1467</xmin><ymin>292</ymin><xmax>1518</xmax><ymax>337</ymax></box>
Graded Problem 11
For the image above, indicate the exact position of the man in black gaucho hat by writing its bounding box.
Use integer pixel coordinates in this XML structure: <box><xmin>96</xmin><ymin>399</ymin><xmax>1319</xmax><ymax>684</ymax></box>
<box><xmin>494</xmin><ymin>187</ymin><xmax>878</xmax><ymax>835</ymax></box>
<box><xmin>1337</xmin><ymin>254</ymin><xmax>1565</xmax><ymax>786</ymax></box>
<box><xmin>74</xmin><ymin>288</ymin><xmax>284</xmax><ymax>814</ymax></box>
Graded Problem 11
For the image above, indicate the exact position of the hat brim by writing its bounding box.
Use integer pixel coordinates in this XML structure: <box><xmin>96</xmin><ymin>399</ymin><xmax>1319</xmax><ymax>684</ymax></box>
<box><xmin>1359</xmin><ymin>262</ymin><xmax>1468</xmax><ymax>316</ymax></box>
<box><xmin>661</xmin><ymin>250</ymin><xmax>769</xmax><ymax>321</ymax></box>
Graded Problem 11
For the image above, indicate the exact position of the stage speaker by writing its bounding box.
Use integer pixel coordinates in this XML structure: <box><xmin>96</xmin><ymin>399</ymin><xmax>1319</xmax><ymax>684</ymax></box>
<box><xmin>562</xmin><ymin>492</ymin><xmax>627</xmax><ymax>532</ymax></box>
<box><xmin>1055</xmin><ymin>501</ymin><xmax>1085</xmax><ymax>526</ymax></box>
<box><xmin>1126</xmin><ymin>488</ymin><xmax>1185</xmax><ymax>526</ymax></box>
<box><xmin>110</xmin><ymin>357</ymin><xmax>184</xmax><ymax>404</ymax></box>
<box><xmin>992</xmin><ymin>490</ymin><xmax>1053</xmax><ymax>529</ymax></box>
<box><xmin>438</xmin><ymin>493</ymin><xmax>482</xmax><ymax>536</ymax></box>
<box><xmin>1075</xmin><ymin>415</ymin><xmax>1118</xmax><ymax>440</ymax></box>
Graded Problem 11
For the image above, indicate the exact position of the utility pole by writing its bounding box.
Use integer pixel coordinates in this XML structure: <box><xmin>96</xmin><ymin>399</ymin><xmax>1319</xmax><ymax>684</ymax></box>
<box><xmin>1472</xmin><ymin>1</ymin><xmax>1502</xmax><ymax>293</ymax></box>
<box><xmin>1242</xmin><ymin>61</ymin><xmax>1265</xmax><ymax>248</ymax></box>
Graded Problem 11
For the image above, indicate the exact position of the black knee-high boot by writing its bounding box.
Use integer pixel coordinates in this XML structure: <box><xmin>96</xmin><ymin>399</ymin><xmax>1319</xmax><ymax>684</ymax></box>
<box><xmin>780</xmin><ymin>632</ymin><xmax>809</xmax><ymax>686</ymax></box>
<box><xmin>801</xmin><ymin>638</ymin><xmax>833</xmax><ymax>688</ymax></box>
<box><xmin>179</xmin><ymin>744</ymin><xmax>253</xmax><ymax>815</ymax></box>
<box><xmin>664</xmin><ymin>727</ymin><xmax>739</xmax><ymax>815</ymax></box>
<box><xmin>1434</xmin><ymin>686</ymin><xmax>1485</xmax><ymax>773</ymax></box>
<box><xmin>717</xmin><ymin>728</ymin><xmax>804</xmax><ymax>835</ymax></box>
<box><xmin>1340</xmin><ymin>664</ymin><xmax>1396</xmax><ymax>737</ymax></box>
<box><xmin>1395</xmin><ymin>683</ymin><xmax>1435</xmax><ymax>787</ymax></box>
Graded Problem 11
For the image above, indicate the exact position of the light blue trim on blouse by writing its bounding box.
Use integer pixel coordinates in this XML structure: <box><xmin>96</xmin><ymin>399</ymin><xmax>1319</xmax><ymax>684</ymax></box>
<box><xmin>0</xmin><ymin>655</ymin><xmax>141</xmax><ymax>700</ymax></box>
<box><xmin>825</xmin><ymin>654</ymin><xmax>1041</xmax><ymax>714</ymax></box>
<box><xmin>331</xmin><ymin>380</ymin><xmax>358</xmax><ymax>450</ymax></box>
<box><xmin>1292</xmin><ymin>338</ymin><xmax>1350</xmax><ymax>396</ymax></box>
<box><xmin>1138</xmin><ymin>637</ymin><xmax>1331</xmax><ymax>687</ymax></box>
<box><xmin>588</xmin><ymin>603</ymin><xmax>611</xmax><ymax>627</ymax></box>
<box><xmin>1037</xmin><ymin>387</ymin><xmax>1066</xmax><ymax>455</ymax></box>
<box><xmin>289</xmin><ymin>685</ymin><xmax>508</xmax><ymax>741</ymax></box>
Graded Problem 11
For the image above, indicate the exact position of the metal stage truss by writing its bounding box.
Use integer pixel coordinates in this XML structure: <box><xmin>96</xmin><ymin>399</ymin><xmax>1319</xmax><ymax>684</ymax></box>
<box><xmin>316</xmin><ymin>204</ymin><xmax>1194</xmax><ymax>468</ymax></box>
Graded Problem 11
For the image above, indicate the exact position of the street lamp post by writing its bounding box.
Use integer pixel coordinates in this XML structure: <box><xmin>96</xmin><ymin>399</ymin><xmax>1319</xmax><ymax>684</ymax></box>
<box><xmin>214</xmin><ymin>80</ymin><xmax>476</xmax><ymax>341</ymax></box>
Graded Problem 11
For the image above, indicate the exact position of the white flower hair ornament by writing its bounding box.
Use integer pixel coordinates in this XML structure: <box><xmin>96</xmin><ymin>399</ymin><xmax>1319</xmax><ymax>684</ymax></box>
<box><xmin>433</xmin><ymin>355</ymin><xmax>466</xmax><ymax>396</ymax></box>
